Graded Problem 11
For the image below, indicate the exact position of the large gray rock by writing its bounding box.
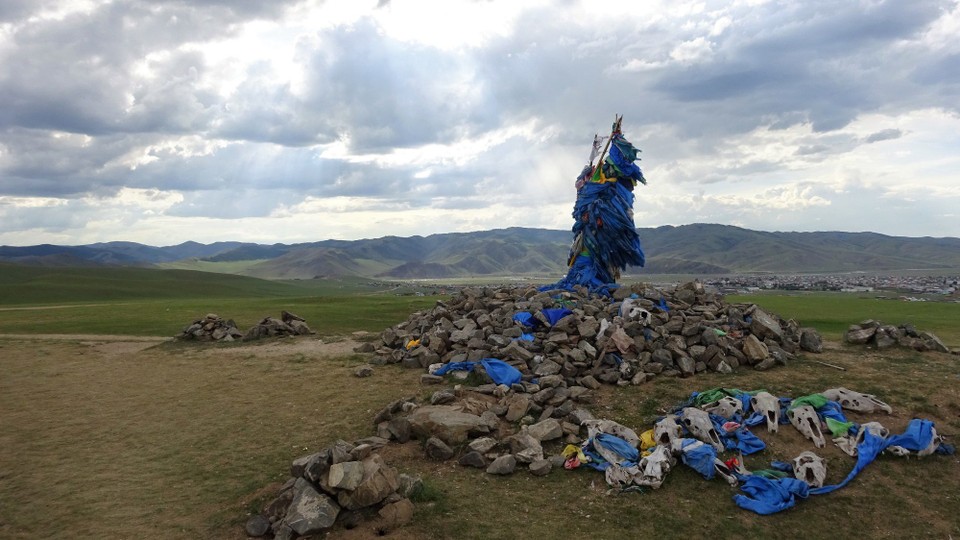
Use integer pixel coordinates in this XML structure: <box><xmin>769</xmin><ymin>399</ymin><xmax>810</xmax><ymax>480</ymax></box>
<box><xmin>845</xmin><ymin>325</ymin><xmax>877</xmax><ymax>344</ymax></box>
<box><xmin>408</xmin><ymin>405</ymin><xmax>486</xmax><ymax>445</ymax></box>
<box><xmin>336</xmin><ymin>454</ymin><xmax>400</xmax><ymax>510</ymax></box>
<box><xmin>328</xmin><ymin>461</ymin><xmax>364</xmax><ymax>491</ymax></box>
<box><xmin>283</xmin><ymin>478</ymin><xmax>340</xmax><ymax>536</ymax></box>
<box><xmin>486</xmin><ymin>455</ymin><xmax>517</xmax><ymax>475</ymax></box>
<box><xmin>526</xmin><ymin>418</ymin><xmax>563</xmax><ymax>441</ymax></box>
<box><xmin>749</xmin><ymin>308</ymin><xmax>783</xmax><ymax>341</ymax></box>
<box><xmin>742</xmin><ymin>334</ymin><xmax>769</xmax><ymax>363</ymax></box>
<box><xmin>799</xmin><ymin>328</ymin><xmax>823</xmax><ymax>353</ymax></box>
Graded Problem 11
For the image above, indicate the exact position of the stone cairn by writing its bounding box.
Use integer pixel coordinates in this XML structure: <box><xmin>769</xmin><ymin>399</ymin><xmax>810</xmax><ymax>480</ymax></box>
<box><xmin>243</xmin><ymin>311</ymin><xmax>315</xmax><ymax>341</ymax></box>
<box><xmin>248</xmin><ymin>281</ymin><xmax>826</xmax><ymax>537</ymax></box>
<box><xmin>174</xmin><ymin>313</ymin><xmax>243</xmax><ymax>342</ymax></box>
<box><xmin>175</xmin><ymin>311</ymin><xmax>315</xmax><ymax>342</ymax></box>
<box><xmin>246</xmin><ymin>437</ymin><xmax>421</xmax><ymax>538</ymax></box>
<box><xmin>371</xmin><ymin>281</ymin><xmax>823</xmax><ymax>381</ymax></box>
<box><xmin>845</xmin><ymin>319</ymin><xmax>952</xmax><ymax>353</ymax></box>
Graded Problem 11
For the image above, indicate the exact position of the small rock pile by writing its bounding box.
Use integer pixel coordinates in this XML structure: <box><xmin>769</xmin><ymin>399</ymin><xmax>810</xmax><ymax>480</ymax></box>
<box><xmin>243</xmin><ymin>311</ymin><xmax>315</xmax><ymax>340</ymax></box>
<box><xmin>845</xmin><ymin>320</ymin><xmax>951</xmax><ymax>353</ymax></box>
<box><xmin>174</xmin><ymin>313</ymin><xmax>243</xmax><ymax>342</ymax></box>
<box><xmin>372</xmin><ymin>281</ymin><xmax>823</xmax><ymax>386</ymax></box>
<box><xmin>247</xmin><ymin>437</ymin><xmax>421</xmax><ymax>538</ymax></box>
<box><xmin>371</xmin><ymin>392</ymin><xmax>580</xmax><ymax>477</ymax></box>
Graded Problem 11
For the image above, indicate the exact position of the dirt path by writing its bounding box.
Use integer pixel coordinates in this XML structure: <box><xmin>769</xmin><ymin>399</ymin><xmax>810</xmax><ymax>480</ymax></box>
<box><xmin>0</xmin><ymin>333</ymin><xmax>363</xmax><ymax>358</ymax></box>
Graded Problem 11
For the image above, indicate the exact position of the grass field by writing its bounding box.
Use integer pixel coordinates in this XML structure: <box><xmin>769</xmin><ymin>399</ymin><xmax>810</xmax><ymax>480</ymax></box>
<box><xmin>1</xmin><ymin>271</ymin><xmax>959</xmax><ymax>538</ymax></box>
<box><xmin>727</xmin><ymin>291</ymin><xmax>960</xmax><ymax>347</ymax></box>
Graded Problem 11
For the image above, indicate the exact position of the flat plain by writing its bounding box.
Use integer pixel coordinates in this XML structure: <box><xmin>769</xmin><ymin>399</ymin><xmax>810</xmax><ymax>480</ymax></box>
<box><xmin>1</xmin><ymin>275</ymin><xmax>958</xmax><ymax>539</ymax></box>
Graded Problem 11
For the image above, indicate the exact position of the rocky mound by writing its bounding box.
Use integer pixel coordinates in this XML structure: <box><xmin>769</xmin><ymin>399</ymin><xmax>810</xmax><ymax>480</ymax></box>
<box><xmin>371</xmin><ymin>281</ymin><xmax>823</xmax><ymax>385</ymax></box>
<box><xmin>247</xmin><ymin>437</ymin><xmax>421</xmax><ymax>538</ymax></box>
<box><xmin>244</xmin><ymin>311</ymin><xmax>315</xmax><ymax>340</ymax></box>
<box><xmin>174</xmin><ymin>313</ymin><xmax>242</xmax><ymax>342</ymax></box>
<box><xmin>845</xmin><ymin>320</ymin><xmax>951</xmax><ymax>353</ymax></box>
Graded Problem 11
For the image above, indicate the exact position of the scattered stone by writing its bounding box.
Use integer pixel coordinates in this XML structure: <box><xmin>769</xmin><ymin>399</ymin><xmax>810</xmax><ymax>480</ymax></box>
<box><xmin>245</xmin><ymin>515</ymin><xmax>270</xmax><ymax>537</ymax></box>
<box><xmin>486</xmin><ymin>455</ymin><xmax>517</xmax><ymax>475</ymax></box>
<box><xmin>458</xmin><ymin>451</ymin><xmax>488</xmax><ymax>468</ymax></box>
<box><xmin>529</xmin><ymin>458</ymin><xmax>552</xmax><ymax>476</ymax></box>
<box><xmin>354</xmin><ymin>365</ymin><xmax>374</xmax><ymax>378</ymax></box>
<box><xmin>424</xmin><ymin>437</ymin><xmax>455</xmax><ymax>460</ymax></box>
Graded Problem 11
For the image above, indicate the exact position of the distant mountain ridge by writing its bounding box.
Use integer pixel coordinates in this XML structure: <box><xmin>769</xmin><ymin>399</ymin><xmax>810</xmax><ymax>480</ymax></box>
<box><xmin>3</xmin><ymin>224</ymin><xmax>960</xmax><ymax>279</ymax></box>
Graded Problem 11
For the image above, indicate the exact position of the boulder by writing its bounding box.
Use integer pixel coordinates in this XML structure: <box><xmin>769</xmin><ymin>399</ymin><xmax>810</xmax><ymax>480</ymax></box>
<box><xmin>336</xmin><ymin>454</ymin><xmax>400</xmax><ymax>510</ymax></box>
<box><xmin>283</xmin><ymin>478</ymin><xmax>340</xmax><ymax>536</ymax></box>
<box><xmin>407</xmin><ymin>405</ymin><xmax>487</xmax><ymax>445</ymax></box>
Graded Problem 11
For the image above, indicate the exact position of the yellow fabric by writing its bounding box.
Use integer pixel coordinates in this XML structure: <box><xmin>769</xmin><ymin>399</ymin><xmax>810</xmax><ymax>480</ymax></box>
<box><xmin>405</xmin><ymin>339</ymin><xmax>420</xmax><ymax>350</ymax></box>
<box><xmin>639</xmin><ymin>429</ymin><xmax>657</xmax><ymax>451</ymax></box>
<box><xmin>561</xmin><ymin>444</ymin><xmax>587</xmax><ymax>462</ymax></box>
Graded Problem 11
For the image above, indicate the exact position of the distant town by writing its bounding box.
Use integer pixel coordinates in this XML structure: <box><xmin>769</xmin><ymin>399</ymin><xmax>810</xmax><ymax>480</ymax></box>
<box><xmin>702</xmin><ymin>273</ymin><xmax>960</xmax><ymax>301</ymax></box>
<box><xmin>381</xmin><ymin>272</ymin><xmax>960</xmax><ymax>302</ymax></box>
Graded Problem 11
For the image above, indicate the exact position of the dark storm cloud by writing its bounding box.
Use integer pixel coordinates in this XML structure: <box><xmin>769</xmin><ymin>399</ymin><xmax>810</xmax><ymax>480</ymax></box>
<box><xmin>864</xmin><ymin>128</ymin><xmax>904</xmax><ymax>144</ymax></box>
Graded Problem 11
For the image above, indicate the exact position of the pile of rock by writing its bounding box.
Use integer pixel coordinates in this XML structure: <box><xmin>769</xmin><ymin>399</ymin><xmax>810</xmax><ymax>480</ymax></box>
<box><xmin>174</xmin><ymin>313</ymin><xmax>243</xmax><ymax>342</ymax></box>
<box><xmin>845</xmin><ymin>320</ymin><xmax>951</xmax><ymax>353</ymax></box>
<box><xmin>371</xmin><ymin>392</ymin><xmax>579</xmax><ymax>478</ymax></box>
<box><xmin>243</xmin><ymin>311</ymin><xmax>315</xmax><ymax>340</ymax></box>
<box><xmin>246</xmin><ymin>437</ymin><xmax>421</xmax><ymax>538</ymax></box>
<box><xmin>371</xmin><ymin>281</ymin><xmax>823</xmax><ymax>387</ymax></box>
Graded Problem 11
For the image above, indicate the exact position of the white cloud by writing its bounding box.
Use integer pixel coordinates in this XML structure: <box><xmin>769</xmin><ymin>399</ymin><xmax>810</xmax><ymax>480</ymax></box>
<box><xmin>0</xmin><ymin>0</ymin><xmax>958</xmax><ymax>246</ymax></box>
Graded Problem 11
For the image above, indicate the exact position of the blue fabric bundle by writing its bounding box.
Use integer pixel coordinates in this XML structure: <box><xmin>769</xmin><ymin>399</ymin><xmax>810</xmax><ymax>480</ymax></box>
<box><xmin>432</xmin><ymin>359</ymin><xmax>522</xmax><ymax>387</ymax></box>
<box><xmin>541</xmin><ymin>128</ymin><xmax>646</xmax><ymax>295</ymax></box>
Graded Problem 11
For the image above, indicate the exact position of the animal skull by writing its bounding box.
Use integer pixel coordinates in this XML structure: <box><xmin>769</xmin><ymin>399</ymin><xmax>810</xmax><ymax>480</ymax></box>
<box><xmin>792</xmin><ymin>451</ymin><xmax>827</xmax><ymax>488</ymax></box>
<box><xmin>583</xmin><ymin>419</ymin><xmax>640</xmax><ymax>448</ymax></box>
<box><xmin>637</xmin><ymin>445</ymin><xmax>675</xmax><ymax>488</ymax></box>
<box><xmin>822</xmin><ymin>387</ymin><xmax>893</xmax><ymax>414</ymax></box>
<box><xmin>680</xmin><ymin>407</ymin><xmax>724</xmax><ymax>452</ymax></box>
<box><xmin>750</xmin><ymin>391</ymin><xmax>781</xmax><ymax>433</ymax></box>
<box><xmin>788</xmin><ymin>405</ymin><xmax>826</xmax><ymax>448</ymax></box>
<box><xmin>619</xmin><ymin>298</ymin><xmax>652</xmax><ymax>326</ymax></box>
<box><xmin>654</xmin><ymin>415</ymin><xmax>683</xmax><ymax>447</ymax></box>
<box><xmin>702</xmin><ymin>396</ymin><xmax>743</xmax><ymax>419</ymax></box>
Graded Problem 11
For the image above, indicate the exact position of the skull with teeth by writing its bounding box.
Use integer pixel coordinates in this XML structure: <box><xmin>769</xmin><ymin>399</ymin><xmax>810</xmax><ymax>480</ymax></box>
<box><xmin>680</xmin><ymin>407</ymin><xmax>724</xmax><ymax>452</ymax></box>
<box><xmin>750</xmin><ymin>391</ymin><xmax>781</xmax><ymax>433</ymax></box>
<box><xmin>822</xmin><ymin>387</ymin><xmax>893</xmax><ymax>414</ymax></box>
<box><xmin>702</xmin><ymin>396</ymin><xmax>743</xmax><ymax>419</ymax></box>
<box><xmin>788</xmin><ymin>405</ymin><xmax>826</xmax><ymax>448</ymax></box>
<box><xmin>792</xmin><ymin>451</ymin><xmax>827</xmax><ymax>488</ymax></box>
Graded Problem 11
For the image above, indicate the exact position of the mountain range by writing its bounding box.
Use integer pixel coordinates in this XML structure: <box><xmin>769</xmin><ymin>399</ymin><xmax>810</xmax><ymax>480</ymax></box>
<box><xmin>2</xmin><ymin>224</ymin><xmax>960</xmax><ymax>279</ymax></box>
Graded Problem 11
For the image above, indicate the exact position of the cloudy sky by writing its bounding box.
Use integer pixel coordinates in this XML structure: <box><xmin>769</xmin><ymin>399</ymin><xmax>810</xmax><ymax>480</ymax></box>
<box><xmin>1</xmin><ymin>0</ymin><xmax>958</xmax><ymax>246</ymax></box>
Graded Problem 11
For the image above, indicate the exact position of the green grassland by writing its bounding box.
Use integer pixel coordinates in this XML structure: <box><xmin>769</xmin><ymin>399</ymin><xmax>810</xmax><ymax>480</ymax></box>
<box><xmin>0</xmin><ymin>266</ymin><xmax>436</xmax><ymax>335</ymax></box>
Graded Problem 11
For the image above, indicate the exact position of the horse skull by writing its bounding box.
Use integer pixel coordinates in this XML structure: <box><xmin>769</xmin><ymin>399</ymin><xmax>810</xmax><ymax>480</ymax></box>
<box><xmin>681</xmin><ymin>407</ymin><xmax>724</xmax><ymax>452</ymax></box>
<box><xmin>792</xmin><ymin>451</ymin><xmax>826</xmax><ymax>488</ymax></box>
<box><xmin>702</xmin><ymin>396</ymin><xmax>743</xmax><ymax>419</ymax></box>
<box><xmin>822</xmin><ymin>387</ymin><xmax>893</xmax><ymax>414</ymax></box>
<box><xmin>788</xmin><ymin>405</ymin><xmax>826</xmax><ymax>448</ymax></box>
<box><xmin>750</xmin><ymin>391</ymin><xmax>780</xmax><ymax>433</ymax></box>
<box><xmin>654</xmin><ymin>414</ymin><xmax>683</xmax><ymax>447</ymax></box>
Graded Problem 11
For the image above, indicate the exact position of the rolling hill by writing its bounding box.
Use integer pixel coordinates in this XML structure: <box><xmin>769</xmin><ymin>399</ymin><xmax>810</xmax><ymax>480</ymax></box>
<box><xmin>3</xmin><ymin>224</ymin><xmax>960</xmax><ymax>279</ymax></box>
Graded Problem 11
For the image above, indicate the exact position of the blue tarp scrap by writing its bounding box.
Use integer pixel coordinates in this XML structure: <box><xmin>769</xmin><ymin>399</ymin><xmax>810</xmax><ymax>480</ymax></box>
<box><xmin>676</xmin><ymin>438</ymin><xmax>721</xmax><ymax>480</ymax></box>
<box><xmin>734</xmin><ymin>475</ymin><xmax>810</xmax><ymax>515</ymax></box>
<box><xmin>432</xmin><ymin>359</ymin><xmax>522</xmax><ymax>387</ymax></box>
<box><xmin>512</xmin><ymin>312</ymin><xmax>539</xmax><ymax>329</ymax></box>
<box><xmin>541</xmin><ymin>308</ymin><xmax>573</xmax><ymax>326</ymax></box>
